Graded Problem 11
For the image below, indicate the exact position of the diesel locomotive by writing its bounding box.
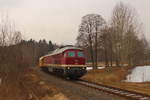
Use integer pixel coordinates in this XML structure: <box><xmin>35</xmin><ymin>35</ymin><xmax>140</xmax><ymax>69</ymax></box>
<box><xmin>39</xmin><ymin>46</ymin><xmax>87</xmax><ymax>79</ymax></box>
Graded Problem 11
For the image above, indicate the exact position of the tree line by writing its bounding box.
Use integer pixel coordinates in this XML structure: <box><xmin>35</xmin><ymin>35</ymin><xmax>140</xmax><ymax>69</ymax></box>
<box><xmin>76</xmin><ymin>2</ymin><xmax>150</xmax><ymax>68</ymax></box>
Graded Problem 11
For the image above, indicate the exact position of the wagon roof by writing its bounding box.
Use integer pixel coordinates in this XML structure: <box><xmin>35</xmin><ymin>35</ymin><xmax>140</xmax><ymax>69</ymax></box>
<box><xmin>42</xmin><ymin>46</ymin><xmax>82</xmax><ymax>58</ymax></box>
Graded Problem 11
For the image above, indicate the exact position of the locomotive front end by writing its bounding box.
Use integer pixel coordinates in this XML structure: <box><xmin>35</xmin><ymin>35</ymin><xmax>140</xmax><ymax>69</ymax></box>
<box><xmin>63</xmin><ymin>49</ymin><xmax>87</xmax><ymax>79</ymax></box>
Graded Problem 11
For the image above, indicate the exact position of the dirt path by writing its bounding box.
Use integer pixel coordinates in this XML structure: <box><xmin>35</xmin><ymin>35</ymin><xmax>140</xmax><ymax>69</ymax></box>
<box><xmin>37</xmin><ymin>68</ymin><xmax>129</xmax><ymax>100</ymax></box>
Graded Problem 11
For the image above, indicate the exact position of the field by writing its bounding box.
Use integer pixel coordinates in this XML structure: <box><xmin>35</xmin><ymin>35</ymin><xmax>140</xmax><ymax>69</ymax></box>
<box><xmin>81</xmin><ymin>67</ymin><xmax>150</xmax><ymax>95</ymax></box>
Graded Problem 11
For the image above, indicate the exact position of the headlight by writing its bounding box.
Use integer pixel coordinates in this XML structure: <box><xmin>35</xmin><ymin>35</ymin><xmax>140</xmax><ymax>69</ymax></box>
<box><xmin>82</xmin><ymin>67</ymin><xmax>86</xmax><ymax>69</ymax></box>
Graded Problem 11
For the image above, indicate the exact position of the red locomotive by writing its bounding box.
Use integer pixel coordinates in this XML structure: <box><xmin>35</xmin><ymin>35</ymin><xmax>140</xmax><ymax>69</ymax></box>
<box><xmin>39</xmin><ymin>46</ymin><xmax>87</xmax><ymax>79</ymax></box>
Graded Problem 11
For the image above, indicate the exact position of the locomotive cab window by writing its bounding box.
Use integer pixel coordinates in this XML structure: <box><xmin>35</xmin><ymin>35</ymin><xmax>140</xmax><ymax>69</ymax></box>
<box><xmin>77</xmin><ymin>51</ymin><xmax>84</xmax><ymax>57</ymax></box>
<box><xmin>68</xmin><ymin>51</ymin><xmax>75</xmax><ymax>57</ymax></box>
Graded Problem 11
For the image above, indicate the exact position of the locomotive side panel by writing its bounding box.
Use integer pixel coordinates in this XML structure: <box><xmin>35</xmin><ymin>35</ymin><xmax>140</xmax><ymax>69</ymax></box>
<box><xmin>53</xmin><ymin>53</ymin><xmax>63</xmax><ymax>64</ymax></box>
<box><xmin>43</xmin><ymin>56</ymin><xmax>54</xmax><ymax>66</ymax></box>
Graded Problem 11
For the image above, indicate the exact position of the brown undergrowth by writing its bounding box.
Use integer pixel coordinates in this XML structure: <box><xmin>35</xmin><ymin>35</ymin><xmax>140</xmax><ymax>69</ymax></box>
<box><xmin>81</xmin><ymin>66</ymin><xmax>150</xmax><ymax>95</ymax></box>
<box><xmin>0</xmin><ymin>67</ymin><xmax>68</xmax><ymax>100</ymax></box>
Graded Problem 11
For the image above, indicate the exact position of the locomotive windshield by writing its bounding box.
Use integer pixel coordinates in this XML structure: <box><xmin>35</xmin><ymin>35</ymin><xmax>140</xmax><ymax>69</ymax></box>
<box><xmin>77</xmin><ymin>51</ymin><xmax>84</xmax><ymax>57</ymax></box>
<box><xmin>64</xmin><ymin>50</ymin><xmax>84</xmax><ymax>57</ymax></box>
<box><xmin>68</xmin><ymin>51</ymin><xmax>75</xmax><ymax>57</ymax></box>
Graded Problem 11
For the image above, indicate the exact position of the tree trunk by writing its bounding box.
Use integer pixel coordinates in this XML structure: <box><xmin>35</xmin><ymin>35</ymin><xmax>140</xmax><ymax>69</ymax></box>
<box><xmin>104</xmin><ymin>47</ymin><xmax>108</xmax><ymax>67</ymax></box>
<box><xmin>110</xmin><ymin>44</ymin><xmax>113</xmax><ymax>67</ymax></box>
<box><xmin>95</xmin><ymin>31</ymin><xmax>98</xmax><ymax>69</ymax></box>
<box><xmin>89</xmin><ymin>34</ymin><xmax>95</xmax><ymax>69</ymax></box>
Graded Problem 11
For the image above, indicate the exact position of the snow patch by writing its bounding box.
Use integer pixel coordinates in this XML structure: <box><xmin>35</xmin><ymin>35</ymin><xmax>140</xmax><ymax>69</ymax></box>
<box><xmin>126</xmin><ymin>66</ymin><xmax>150</xmax><ymax>82</ymax></box>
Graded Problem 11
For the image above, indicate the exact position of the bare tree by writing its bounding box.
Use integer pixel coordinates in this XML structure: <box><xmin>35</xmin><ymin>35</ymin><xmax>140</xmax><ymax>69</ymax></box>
<box><xmin>77</xmin><ymin>14</ymin><xmax>105</xmax><ymax>69</ymax></box>
<box><xmin>110</xmin><ymin>2</ymin><xmax>146</xmax><ymax>67</ymax></box>
<box><xmin>0</xmin><ymin>14</ymin><xmax>22</xmax><ymax>46</ymax></box>
<box><xmin>100</xmin><ymin>26</ymin><xmax>114</xmax><ymax>67</ymax></box>
<box><xmin>0</xmin><ymin>13</ymin><xmax>22</xmax><ymax>84</ymax></box>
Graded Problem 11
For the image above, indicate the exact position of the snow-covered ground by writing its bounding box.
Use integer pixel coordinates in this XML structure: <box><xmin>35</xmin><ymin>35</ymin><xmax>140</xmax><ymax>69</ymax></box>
<box><xmin>86</xmin><ymin>67</ymin><xmax>105</xmax><ymax>70</ymax></box>
<box><xmin>126</xmin><ymin>66</ymin><xmax>150</xmax><ymax>82</ymax></box>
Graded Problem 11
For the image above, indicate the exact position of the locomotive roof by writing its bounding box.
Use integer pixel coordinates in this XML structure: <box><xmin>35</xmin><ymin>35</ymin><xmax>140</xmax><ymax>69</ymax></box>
<box><xmin>42</xmin><ymin>46</ymin><xmax>82</xmax><ymax>58</ymax></box>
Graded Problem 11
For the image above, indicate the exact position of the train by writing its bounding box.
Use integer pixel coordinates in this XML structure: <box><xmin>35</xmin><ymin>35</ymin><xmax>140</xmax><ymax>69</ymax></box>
<box><xmin>39</xmin><ymin>45</ymin><xmax>87</xmax><ymax>79</ymax></box>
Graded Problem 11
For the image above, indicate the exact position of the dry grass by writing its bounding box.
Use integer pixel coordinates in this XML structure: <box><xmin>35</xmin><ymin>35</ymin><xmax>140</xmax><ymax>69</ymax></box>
<box><xmin>42</xmin><ymin>93</ymin><xmax>69</xmax><ymax>100</ymax></box>
<box><xmin>83</xmin><ymin>67</ymin><xmax>130</xmax><ymax>83</ymax></box>
<box><xmin>0</xmin><ymin>67</ymin><xmax>68</xmax><ymax>100</ymax></box>
<box><xmin>82</xmin><ymin>67</ymin><xmax>150</xmax><ymax>95</ymax></box>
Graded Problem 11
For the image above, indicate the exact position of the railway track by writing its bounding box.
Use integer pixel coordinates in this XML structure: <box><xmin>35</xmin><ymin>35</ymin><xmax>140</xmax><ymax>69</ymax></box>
<box><xmin>76</xmin><ymin>80</ymin><xmax>150</xmax><ymax>100</ymax></box>
<box><xmin>41</xmin><ymin>69</ymin><xmax>150</xmax><ymax>100</ymax></box>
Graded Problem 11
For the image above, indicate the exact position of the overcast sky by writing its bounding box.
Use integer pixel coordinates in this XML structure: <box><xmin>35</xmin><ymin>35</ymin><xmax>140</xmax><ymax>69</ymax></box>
<box><xmin>0</xmin><ymin>0</ymin><xmax>149</xmax><ymax>44</ymax></box>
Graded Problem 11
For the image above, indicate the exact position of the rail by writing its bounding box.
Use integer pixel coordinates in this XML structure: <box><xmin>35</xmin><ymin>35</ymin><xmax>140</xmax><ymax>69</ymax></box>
<box><xmin>76</xmin><ymin>79</ymin><xmax>150</xmax><ymax>100</ymax></box>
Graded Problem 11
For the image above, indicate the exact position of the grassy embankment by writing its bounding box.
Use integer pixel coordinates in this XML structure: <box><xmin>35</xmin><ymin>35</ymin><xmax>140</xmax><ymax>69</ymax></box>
<box><xmin>0</xmin><ymin>67</ymin><xmax>68</xmax><ymax>100</ymax></box>
<box><xmin>81</xmin><ymin>66</ymin><xmax>150</xmax><ymax>95</ymax></box>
